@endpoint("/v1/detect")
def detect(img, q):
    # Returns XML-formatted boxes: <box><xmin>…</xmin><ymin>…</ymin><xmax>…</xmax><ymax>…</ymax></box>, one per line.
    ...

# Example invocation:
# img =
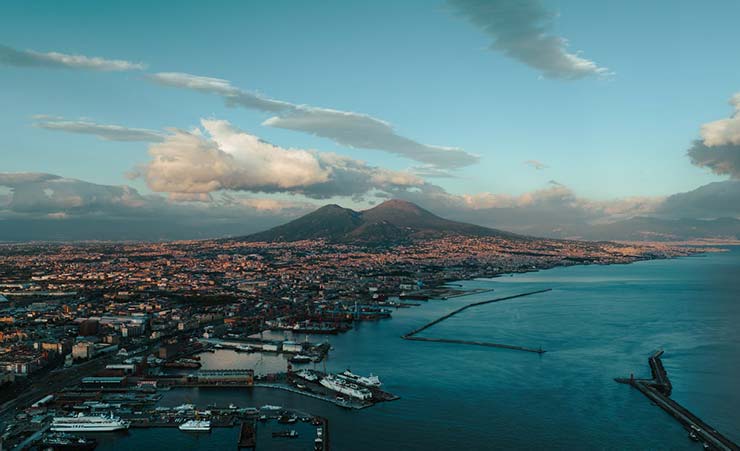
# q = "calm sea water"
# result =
<box><xmin>97</xmin><ymin>247</ymin><xmax>740</xmax><ymax>450</ymax></box>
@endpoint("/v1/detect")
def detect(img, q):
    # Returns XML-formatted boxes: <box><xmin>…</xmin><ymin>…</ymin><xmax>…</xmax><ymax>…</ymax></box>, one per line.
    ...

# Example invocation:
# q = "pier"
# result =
<box><xmin>401</xmin><ymin>289</ymin><xmax>551</xmax><ymax>353</ymax></box>
<box><xmin>616</xmin><ymin>351</ymin><xmax>739</xmax><ymax>451</ymax></box>
<box><xmin>237</xmin><ymin>420</ymin><xmax>256</xmax><ymax>450</ymax></box>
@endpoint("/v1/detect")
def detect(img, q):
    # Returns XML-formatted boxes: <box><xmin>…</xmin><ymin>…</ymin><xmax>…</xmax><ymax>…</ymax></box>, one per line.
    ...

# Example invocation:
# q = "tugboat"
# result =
<box><xmin>272</xmin><ymin>430</ymin><xmax>298</xmax><ymax>438</ymax></box>
<box><xmin>39</xmin><ymin>433</ymin><xmax>97</xmax><ymax>450</ymax></box>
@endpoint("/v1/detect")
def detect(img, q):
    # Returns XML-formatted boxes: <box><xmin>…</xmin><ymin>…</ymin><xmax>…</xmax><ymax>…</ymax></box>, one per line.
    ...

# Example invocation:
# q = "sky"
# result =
<box><xmin>1</xmin><ymin>0</ymin><xmax>739</xmax><ymax>240</ymax></box>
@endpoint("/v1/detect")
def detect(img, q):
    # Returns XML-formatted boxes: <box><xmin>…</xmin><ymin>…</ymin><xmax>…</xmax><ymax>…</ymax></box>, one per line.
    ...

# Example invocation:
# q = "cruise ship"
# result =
<box><xmin>179</xmin><ymin>419</ymin><xmax>211</xmax><ymax>432</ymax></box>
<box><xmin>337</xmin><ymin>369</ymin><xmax>382</xmax><ymax>388</ymax></box>
<box><xmin>51</xmin><ymin>413</ymin><xmax>130</xmax><ymax>432</ymax></box>
<box><xmin>320</xmin><ymin>375</ymin><xmax>372</xmax><ymax>400</ymax></box>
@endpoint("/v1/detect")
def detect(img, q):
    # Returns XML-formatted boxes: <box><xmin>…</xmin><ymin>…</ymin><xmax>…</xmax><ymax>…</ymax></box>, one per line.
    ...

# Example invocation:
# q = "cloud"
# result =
<box><xmin>688</xmin><ymin>93</ymin><xmax>740</xmax><ymax>178</ymax></box>
<box><xmin>138</xmin><ymin>119</ymin><xmax>425</xmax><ymax>199</ymax></box>
<box><xmin>383</xmin><ymin>180</ymin><xmax>664</xmax><ymax>236</ymax></box>
<box><xmin>147</xmin><ymin>72</ymin><xmax>477</xmax><ymax>169</ymax></box>
<box><xmin>0</xmin><ymin>44</ymin><xmax>145</xmax><ymax>71</ymax></box>
<box><xmin>263</xmin><ymin>108</ymin><xmax>478</xmax><ymax>169</ymax></box>
<box><xmin>447</xmin><ymin>0</ymin><xmax>609</xmax><ymax>80</ymax></box>
<box><xmin>147</xmin><ymin>72</ymin><xmax>292</xmax><ymax>112</ymax></box>
<box><xmin>0</xmin><ymin>172</ymin><xmax>317</xmax><ymax>240</ymax></box>
<box><xmin>700</xmin><ymin>93</ymin><xmax>740</xmax><ymax>146</ymax></box>
<box><xmin>524</xmin><ymin>159</ymin><xmax>547</xmax><ymax>170</ymax></box>
<box><xmin>34</xmin><ymin>116</ymin><xmax>165</xmax><ymax>142</ymax></box>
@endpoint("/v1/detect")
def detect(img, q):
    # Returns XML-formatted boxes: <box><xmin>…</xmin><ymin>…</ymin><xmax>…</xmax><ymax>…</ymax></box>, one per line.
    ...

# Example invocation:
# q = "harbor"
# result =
<box><xmin>1</xmin><ymin>251</ymin><xmax>739</xmax><ymax>450</ymax></box>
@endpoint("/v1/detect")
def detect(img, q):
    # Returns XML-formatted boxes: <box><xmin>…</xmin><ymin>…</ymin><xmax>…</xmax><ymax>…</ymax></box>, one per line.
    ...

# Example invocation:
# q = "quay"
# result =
<box><xmin>237</xmin><ymin>420</ymin><xmax>256</xmax><ymax>450</ymax></box>
<box><xmin>254</xmin><ymin>382</ymin><xmax>373</xmax><ymax>410</ymax></box>
<box><xmin>401</xmin><ymin>288</ymin><xmax>551</xmax><ymax>353</ymax></box>
<box><xmin>616</xmin><ymin>351</ymin><xmax>739</xmax><ymax>451</ymax></box>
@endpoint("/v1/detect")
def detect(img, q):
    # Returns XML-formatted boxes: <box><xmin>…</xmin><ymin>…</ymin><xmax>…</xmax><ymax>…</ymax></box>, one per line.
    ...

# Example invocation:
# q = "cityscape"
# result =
<box><xmin>1</xmin><ymin>1</ymin><xmax>739</xmax><ymax>450</ymax></box>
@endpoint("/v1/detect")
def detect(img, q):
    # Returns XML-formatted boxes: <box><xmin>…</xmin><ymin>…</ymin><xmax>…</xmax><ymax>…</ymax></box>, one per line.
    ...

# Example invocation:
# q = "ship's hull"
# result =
<box><xmin>51</xmin><ymin>424</ymin><xmax>128</xmax><ymax>432</ymax></box>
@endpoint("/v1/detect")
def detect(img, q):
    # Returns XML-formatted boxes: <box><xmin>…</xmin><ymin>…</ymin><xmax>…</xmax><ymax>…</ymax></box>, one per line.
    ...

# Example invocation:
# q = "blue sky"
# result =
<box><xmin>1</xmin><ymin>0</ymin><xmax>738</xmax><ymax>219</ymax></box>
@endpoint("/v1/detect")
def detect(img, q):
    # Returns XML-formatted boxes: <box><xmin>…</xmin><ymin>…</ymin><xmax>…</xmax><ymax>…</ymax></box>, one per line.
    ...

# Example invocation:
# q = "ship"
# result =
<box><xmin>289</xmin><ymin>354</ymin><xmax>312</xmax><ymax>363</ymax></box>
<box><xmin>51</xmin><ymin>413</ymin><xmax>130</xmax><ymax>432</ymax></box>
<box><xmin>39</xmin><ymin>433</ymin><xmax>97</xmax><ymax>451</ymax></box>
<box><xmin>319</xmin><ymin>375</ymin><xmax>372</xmax><ymax>400</ymax></box>
<box><xmin>178</xmin><ymin>419</ymin><xmax>211</xmax><ymax>432</ymax></box>
<box><xmin>337</xmin><ymin>369</ymin><xmax>382</xmax><ymax>388</ymax></box>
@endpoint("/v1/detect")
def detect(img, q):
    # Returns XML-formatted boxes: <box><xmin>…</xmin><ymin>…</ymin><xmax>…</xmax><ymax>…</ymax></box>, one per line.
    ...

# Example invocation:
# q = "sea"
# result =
<box><xmin>97</xmin><ymin>246</ymin><xmax>740</xmax><ymax>450</ymax></box>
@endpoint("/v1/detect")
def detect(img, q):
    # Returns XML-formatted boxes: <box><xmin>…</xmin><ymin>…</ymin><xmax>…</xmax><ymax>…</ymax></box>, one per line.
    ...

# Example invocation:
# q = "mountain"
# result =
<box><xmin>570</xmin><ymin>217</ymin><xmax>740</xmax><ymax>242</ymax></box>
<box><xmin>243</xmin><ymin>199</ymin><xmax>519</xmax><ymax>244</ymax></box>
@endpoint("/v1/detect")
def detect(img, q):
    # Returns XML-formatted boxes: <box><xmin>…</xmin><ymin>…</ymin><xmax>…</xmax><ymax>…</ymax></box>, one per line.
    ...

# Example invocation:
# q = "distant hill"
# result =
<box><xmin>242</xmin><ymin>199</ymin><xmax>520</xmax><ymax>244</ymax></box>
<box><xmin>571</xmin><ymin>216</ymin><xmax>740</xmax><ymax>242</ymax></box>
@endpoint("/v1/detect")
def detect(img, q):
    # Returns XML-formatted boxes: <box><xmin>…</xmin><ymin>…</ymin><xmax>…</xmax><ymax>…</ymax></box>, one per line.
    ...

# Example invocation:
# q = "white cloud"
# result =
<box><xmin>688</xmin><ymin>92</ymin><xmax>740</xmax><ymax>179</ymax></box>
<box><xmin>524</xmin><ymin>159</ymin><xmax>548</xmax><ymax>170</ymax></box>
<box><xmin>34</xmin><ymin>117</ymin><xmax>165</xmax><ymax>142</ymax></box>
<box><xmin>447</xmin><ymin>0</ymin><xmax>609</xmax><ymax>80</ymax></box>
<box><xmin>147</xmin><ymin>72</ymin><xmax>478</xmax><ymax>169</ymax></box>
<box><xmin>139</xmin><ymin>119</ymin><xmax>424</xmax><ymax>199</ymax></box>
<box><xmin>0</xmin><ymin>44</ymin><xmax>145</xmax><ymax>71</ymax></box>
<box><xmin>700</xmin><ymin>93</ymin><xmax>740</xmax><ymax>147</ymax></box>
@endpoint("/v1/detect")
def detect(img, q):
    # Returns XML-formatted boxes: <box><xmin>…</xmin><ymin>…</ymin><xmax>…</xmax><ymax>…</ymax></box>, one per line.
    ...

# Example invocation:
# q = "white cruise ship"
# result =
<box><xmin>320</xmin><ymin>375</ymin><xmax>372</xmax><ymax>400</ymax></box>
<box><xmin>338</xmin><ymin>370</ymin><xmax>382</xmax><ymax>388</ymax></box>
<box><xmin>179</xmin><ymin>419</ymin><xmax>211</xmax><ymax>432</ymax></box>
<box><xmin>51</xmin><ymin>413</ymin><xmax>130</xmax><ymax>432</ymax></box>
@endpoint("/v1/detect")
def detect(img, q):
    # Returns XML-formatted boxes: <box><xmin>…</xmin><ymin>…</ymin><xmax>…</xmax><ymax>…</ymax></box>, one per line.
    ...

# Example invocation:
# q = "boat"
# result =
<box><xmin>173</xmin><ymin>403</ymin><xmax>195</xmax><ymax>411</ymax></box>
<box><xmin>689</xmin><ymin>431</ymin><xmax>699</xmax><ymax>441</ymax></box>
<box><xmin>294</xmin><ymin>370</ymin><xmax>318</xmax><ymax>381</ymax></box>
<box><xmin>338</xmin><ymin>369</ymin><xmax>382</xmax><ymax>388</ymax></box>
<box><xmin>260</xmin><ymin>404</ymin><xmax>282</xmax><ymax>410</ymax></box>
<box><xmin>272</xmin><ymin>430</ymin><xmax>298</xmax><ymax>438</ymax></box>
<box><xmin>51</xmin><ymin>413</ymin><xmax>130</xmax><ymax>432</ymax></box>
<box><xmin>320</xmin><ymin>375</ymin><xmax>372</xmax><ymax>400</ymax></box>
<box><xmin>235</xmin><ymin>344</ymin><xmax>254</xmax><ymax>353</ymax></box>
<box><xmin>289</xmin><ymin>354</ymin><xmax>312</xmax><ymax>363</ymax></box>
<box><xmin>178</xmin><ymin>419</ymin><xmax>211</xmax><ymax>432</ymax></box>
<box><xmin>39</xmin><ymin>433</ymin><xmax>97</xmax><ymax>450</ymax></box>
<box><xmin>277</xmin><ymin>414</ymin><xmax>298</xmax><ymax>424</ymax></box>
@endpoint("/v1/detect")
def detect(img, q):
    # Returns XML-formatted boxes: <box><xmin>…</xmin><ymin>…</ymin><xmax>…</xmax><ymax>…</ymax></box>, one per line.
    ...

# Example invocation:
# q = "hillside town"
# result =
<box><xmin>0</xmin><ymin>235</ymin><xmax>695</xmax><ymax>385</ymax></box>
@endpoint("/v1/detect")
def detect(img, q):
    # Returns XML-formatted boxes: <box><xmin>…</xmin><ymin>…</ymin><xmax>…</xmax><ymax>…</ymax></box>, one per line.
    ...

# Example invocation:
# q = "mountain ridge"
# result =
<box><xmin>242</xmin><ymin>199</ymin><xmax>521</xmax><ymax>244</ymax></box>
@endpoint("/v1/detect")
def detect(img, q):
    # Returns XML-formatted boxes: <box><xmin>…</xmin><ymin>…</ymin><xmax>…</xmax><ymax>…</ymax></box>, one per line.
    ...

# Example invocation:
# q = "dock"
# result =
<box><xmin>237</xmin><ymin>420</ymin><xmax>256</xmax><ymax>450</ymax></box>
<box><xmin>616</xmin><ymin>351</ymin><xmax>739</xmax><ymax>451</ymax></box>
<box><xmin>401</xmin><ymin>289</ymin><xmax>551</xmax><ymax>354</ymax></box>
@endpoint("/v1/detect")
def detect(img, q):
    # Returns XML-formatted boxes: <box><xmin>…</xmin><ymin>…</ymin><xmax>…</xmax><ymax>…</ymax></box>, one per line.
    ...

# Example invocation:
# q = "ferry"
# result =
<box><xmin>338</xmin><ymin>369</ymin><xmax>382</xmax><ymax>388</ymax></box>
<box><xmin>178</xmin><ymin>419</ymin><xmax>211</xmax><ymax>432</ymax></box>
<box><xmin>320</xmin><ymin>375</ymin><xmax>372</xmax><ymax>400</ymax></box>
<box><xmin>51</xmin><ymin>413</ymin><xmax>130</xmax><ymax>432</ymax></box>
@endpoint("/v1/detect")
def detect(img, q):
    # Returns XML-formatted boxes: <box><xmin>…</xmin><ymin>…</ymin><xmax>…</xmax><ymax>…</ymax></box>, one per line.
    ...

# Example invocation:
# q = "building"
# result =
<box><xmin>72</xmin><ymin>342</ymin><xmax>93</xmax><ymax>360</ymax></box>
<box><xmin>187</xmin><ymin>369</ymin><xmax>254</xmax><ymax>385</ymax></box>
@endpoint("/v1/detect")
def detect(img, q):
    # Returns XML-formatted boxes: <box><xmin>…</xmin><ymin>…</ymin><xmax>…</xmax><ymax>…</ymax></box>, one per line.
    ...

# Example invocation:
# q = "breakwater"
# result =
<box><xmin>401</xmin><ymin>289</ymin><xmax>552</xmax><ymax>353</ymax></box>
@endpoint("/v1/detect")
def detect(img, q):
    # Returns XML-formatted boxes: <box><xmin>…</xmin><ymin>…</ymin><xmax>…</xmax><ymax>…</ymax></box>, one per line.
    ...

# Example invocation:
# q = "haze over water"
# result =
<box><xmin>97</xmin><ymin>248</ymin><xmax>740</xmax><ymax>450</ymax></box>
